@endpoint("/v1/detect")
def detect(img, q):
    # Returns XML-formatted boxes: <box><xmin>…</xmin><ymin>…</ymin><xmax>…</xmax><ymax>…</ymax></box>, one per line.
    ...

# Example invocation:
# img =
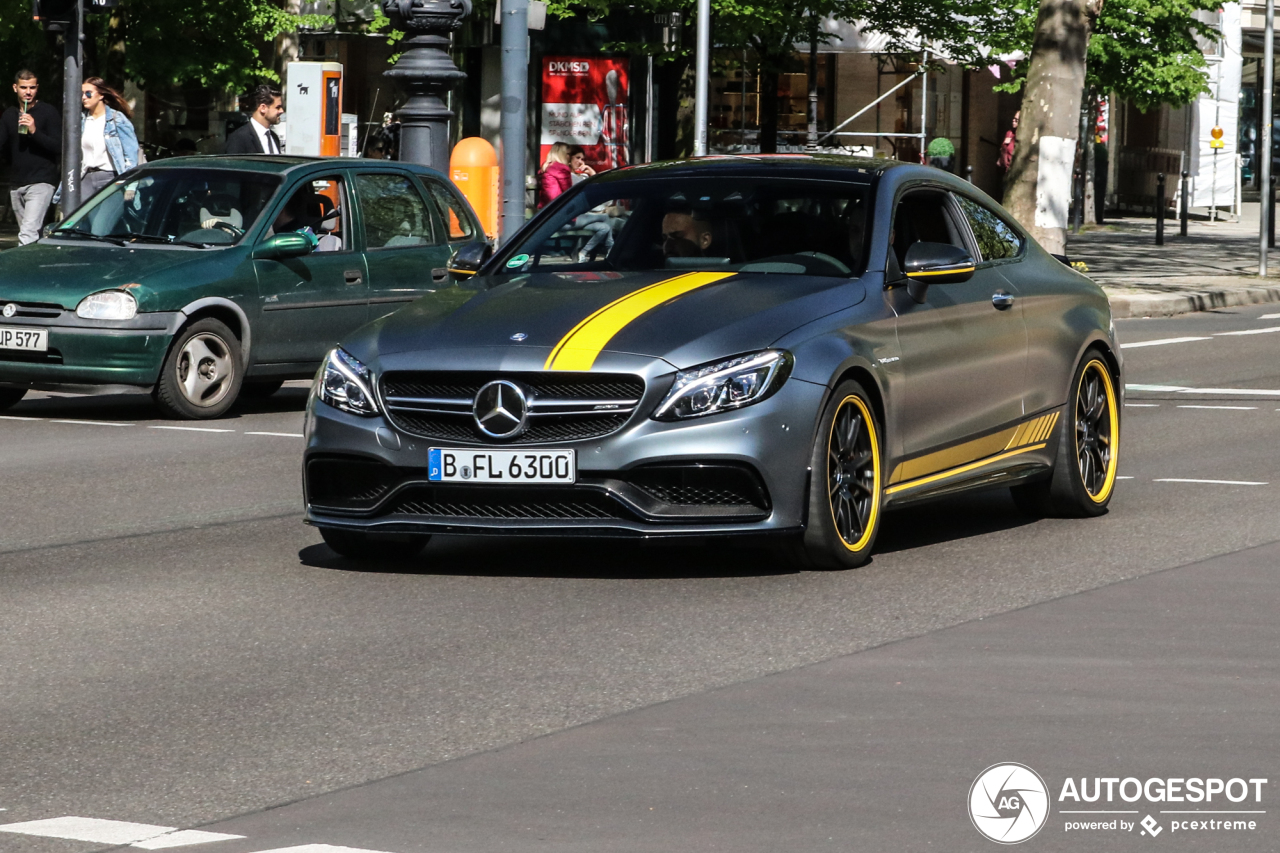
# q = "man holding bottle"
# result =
<box><xmin>1</xmin><ymin>70</ymin><xmax>62</xmax><ymax>246</ymax></box>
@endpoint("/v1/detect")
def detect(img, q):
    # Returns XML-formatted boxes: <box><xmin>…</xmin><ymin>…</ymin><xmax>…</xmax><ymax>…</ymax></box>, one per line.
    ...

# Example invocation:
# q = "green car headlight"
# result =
<box><xmin>318</xmin><ymin>348</ymin><xmax>379</xmax><ymax>416</ymax></box>
<box><xmin>75</xmin><ymin>290</ymin><xmax>137</xmax><ymax>320</ymax></box>
<box><xmin>653</xmin><ymin>350</ymin><xmax>793</xmax><ymax>421</ymax></box>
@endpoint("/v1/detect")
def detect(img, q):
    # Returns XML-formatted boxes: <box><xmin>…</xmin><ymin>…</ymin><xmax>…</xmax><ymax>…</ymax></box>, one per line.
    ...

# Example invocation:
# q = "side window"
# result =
<box><xmin>268</xmin><ymin>175</ymin><xmax>348</xmax><ymax>253</ymax></box>
<box><xmin>890</xmin><ymin>189</ymin><xmax>968</xmax><ymax>270</ymax></box>
<box><xmin>956</xmin><ymin>195</ymin><xmax>1023</xmax><ymax>262</ymax></box>
<box><xmin>354</xmin><ymin>173</ymin><xmax>438</xmax><ymax>250</ymax></box>
<box><xmin>422</xmin><ymin>178</ymin><xmax>476</xmax><ymax>241</ymax></box>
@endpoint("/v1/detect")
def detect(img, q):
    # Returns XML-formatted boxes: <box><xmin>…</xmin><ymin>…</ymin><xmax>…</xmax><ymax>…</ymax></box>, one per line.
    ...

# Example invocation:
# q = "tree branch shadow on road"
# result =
<box><xmin>297</xmin><ymin>490</ymin><xmax>1038</xmax><ymax>577</ymax></box>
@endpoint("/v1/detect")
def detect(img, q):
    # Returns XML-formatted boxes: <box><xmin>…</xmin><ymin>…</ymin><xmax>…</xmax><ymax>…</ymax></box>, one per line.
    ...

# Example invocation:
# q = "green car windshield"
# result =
<box><xmin>54</xmin><ymin>169</ymin><xmax>282</xmax><ymax>248</ymax></box>
<box><xmin>495</xmin><ymin>176</ymin><xmax>872</xmax><ymax>278</ymax></box>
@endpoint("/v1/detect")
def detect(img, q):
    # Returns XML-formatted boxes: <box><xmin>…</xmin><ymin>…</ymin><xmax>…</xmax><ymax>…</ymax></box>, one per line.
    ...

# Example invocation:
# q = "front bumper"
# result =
<box><xmin>0</xmin><ymin>312</ymin><xmax>179</xmax><ymax>387</ymax></box>
<box><xmin>304</xmin><ymin>373</ymin><xmax>827</xmax><ymax>538</ymax></box>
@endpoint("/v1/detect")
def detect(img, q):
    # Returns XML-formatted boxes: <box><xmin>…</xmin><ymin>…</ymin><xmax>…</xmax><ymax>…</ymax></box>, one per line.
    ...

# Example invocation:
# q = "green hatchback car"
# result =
<box><xmin>0</xmin><ymin>155</ymin><xmax>485</xmax><ymax>418</ymax></box>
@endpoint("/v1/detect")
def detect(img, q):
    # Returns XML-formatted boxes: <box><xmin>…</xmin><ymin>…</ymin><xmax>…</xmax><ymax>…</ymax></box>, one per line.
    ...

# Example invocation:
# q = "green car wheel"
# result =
<box><xmin>154</xmin><ymin>318</ymin><xmax>244</xmax><ymax>420</ymax></box>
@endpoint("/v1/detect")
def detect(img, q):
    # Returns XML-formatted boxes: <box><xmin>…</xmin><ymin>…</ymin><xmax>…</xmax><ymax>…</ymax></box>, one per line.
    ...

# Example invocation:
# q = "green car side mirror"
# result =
<box><xmin>903</xmin><ymin>241</ymin><xmax>976</xmax><ymax>303</ymax></box>
<box><xmin>253</xmin><ymin>232</ymin><xmax>314</xmax><ymax>261</ymax></box>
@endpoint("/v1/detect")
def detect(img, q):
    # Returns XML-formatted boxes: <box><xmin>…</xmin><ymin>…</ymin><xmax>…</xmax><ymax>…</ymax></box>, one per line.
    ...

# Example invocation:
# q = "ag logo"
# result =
<box><xmin>969</xmin><ymin>763</ymin><xmax>1050</xmax><ymax>844</ymax></box>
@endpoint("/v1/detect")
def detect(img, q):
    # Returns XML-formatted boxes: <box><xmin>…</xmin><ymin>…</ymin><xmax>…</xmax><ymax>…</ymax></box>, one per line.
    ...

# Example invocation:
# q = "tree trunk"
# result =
<box><xmin>275</xmin><ymin>0</ymin><xmax>302</xmax><ymax>82</ymax></box>
<box><xmin>759</xmin><ymin>65</ymin><xmax>779</xmax><ymax>153</ymax></box>
<box><xmin>1003</xmin><ymin>0</ymin><xmax>1103</xmax><ymax>254</ymax></box>
<box><xmin>1083</xmin><ymin>93</ymin><xmax>1098</xmax><ymax>225</ymax></box>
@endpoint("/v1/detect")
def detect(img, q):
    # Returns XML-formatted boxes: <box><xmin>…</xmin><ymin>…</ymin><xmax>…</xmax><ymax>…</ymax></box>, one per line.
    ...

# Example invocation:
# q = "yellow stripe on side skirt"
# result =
<box><xmin>544</xmin><ymin>271</ymin><xmax>736</xmax><ymax>371</ymax></box>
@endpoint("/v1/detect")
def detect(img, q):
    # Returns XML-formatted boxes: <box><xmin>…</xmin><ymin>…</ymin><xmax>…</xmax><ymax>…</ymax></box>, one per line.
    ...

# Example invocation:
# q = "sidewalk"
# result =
<box><xmin>1067</xmin><ymin>215</ymin><xmax>1280</xmax><ymax>318</ymax></box>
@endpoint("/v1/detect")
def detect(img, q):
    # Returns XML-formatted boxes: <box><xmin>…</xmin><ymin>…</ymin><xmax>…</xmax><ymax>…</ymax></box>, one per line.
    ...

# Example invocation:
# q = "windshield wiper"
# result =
<box><xmin>110</xmin><ymin>233</ymin><xmax>219</xmax><ymax>249</ymax></box>
<box><xmin>53</xmin><ymin>230</ymin><xmax>127</xmax><ymax>246</ymax></box>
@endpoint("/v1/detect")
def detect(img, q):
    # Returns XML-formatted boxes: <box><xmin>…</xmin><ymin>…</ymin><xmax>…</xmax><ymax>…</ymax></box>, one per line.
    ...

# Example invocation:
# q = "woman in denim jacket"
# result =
<box><xmin>79</xmin><ymin>77</ymin><xmax>139</xmax><ymax>198</ymax></box>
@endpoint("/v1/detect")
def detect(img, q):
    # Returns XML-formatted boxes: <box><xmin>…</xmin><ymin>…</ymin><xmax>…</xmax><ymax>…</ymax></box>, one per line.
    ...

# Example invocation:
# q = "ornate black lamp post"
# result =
<box><xmin>382</xmin><ymin>0</ymin><xmax>472</xmax><ymax>171</ymax></box>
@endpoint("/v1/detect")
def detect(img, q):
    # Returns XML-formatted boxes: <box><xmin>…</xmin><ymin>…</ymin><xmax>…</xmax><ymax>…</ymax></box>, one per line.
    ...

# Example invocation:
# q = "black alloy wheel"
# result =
<box><xmin>1075</xmin><ymin>359</ymin><xmax>1116</xmax><ymax>499</ymax></box>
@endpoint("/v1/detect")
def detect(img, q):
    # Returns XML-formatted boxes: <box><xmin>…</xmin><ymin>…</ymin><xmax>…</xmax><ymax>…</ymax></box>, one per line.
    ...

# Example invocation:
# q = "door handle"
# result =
<box><xmin>432</xmin><ymin>267</ymin><xmax>448</xmax><ymax>283</ymax></box>
<box><xmin>992</xmin><ymin>291</ymin><xmax>1015</xmax><ymax>310</ymax></box>
<box><xmin>344</xmin><ymin>270</ymin><xmax>363</xmax><ymax>285</ymax></box>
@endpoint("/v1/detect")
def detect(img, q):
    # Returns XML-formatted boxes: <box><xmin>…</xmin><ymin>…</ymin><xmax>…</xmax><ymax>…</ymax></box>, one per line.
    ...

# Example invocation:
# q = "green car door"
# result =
<box><xmin>354</xmin><ymin>171</ymin><xmax>456</xmax><ymax>321</ymax></box>
<box><xmin>253</xmin><ymin>173</ymin><xmax>369</xmax><ymax>366</ymax></box>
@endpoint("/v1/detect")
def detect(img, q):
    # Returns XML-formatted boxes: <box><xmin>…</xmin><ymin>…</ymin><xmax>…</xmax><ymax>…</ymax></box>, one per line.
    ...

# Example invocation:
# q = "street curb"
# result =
<box><xmin>1105</xmin><ymin>284</ymin><xmax>1280</xmax><ymax>318</ymax></box>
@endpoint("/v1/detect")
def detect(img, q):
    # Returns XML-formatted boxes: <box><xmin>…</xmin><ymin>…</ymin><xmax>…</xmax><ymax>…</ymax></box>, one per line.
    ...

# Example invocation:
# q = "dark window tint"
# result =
<box><xmin>956</xmin><ymin>195</ymin><xmax>1023</xmax><ymax>261</ymax></box>
<box><xmin>355</xmin><ymin>173</ymin><xmax>438</xmax><ymax>249</ymax></box>
<box><xmin>423</xmin><ymin>179</ymin><xmax>476</xmax><ymax>241</ymax></box>
<box><xmin>890</xmin><ymin>190</ymin><xmax>968</xmax><ymax>269</ymax></box>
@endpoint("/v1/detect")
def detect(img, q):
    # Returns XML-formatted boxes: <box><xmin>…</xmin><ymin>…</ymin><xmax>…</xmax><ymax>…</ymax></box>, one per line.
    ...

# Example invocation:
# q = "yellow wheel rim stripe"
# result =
<box><xmin>831</xmin><ymin>395</ymin><xmax>881</xmax><ymax>552</ymax></box>
<box><xmin>1081</xmin><ymin>359</ymin><xmax>1120</xmax><ymax>503</ymax></box>
<box><xmin>544</xmin><ymin>271</ymin><xmax>735</xmax><ymax>371</ymax></box>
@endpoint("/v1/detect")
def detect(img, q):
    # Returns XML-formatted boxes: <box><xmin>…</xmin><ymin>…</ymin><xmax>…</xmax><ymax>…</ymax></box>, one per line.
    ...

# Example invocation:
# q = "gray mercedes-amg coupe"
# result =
<box><xmin>303</xmin><ymin>155</ymin><xmax>1121</xmax><ymax>569</ymax></box>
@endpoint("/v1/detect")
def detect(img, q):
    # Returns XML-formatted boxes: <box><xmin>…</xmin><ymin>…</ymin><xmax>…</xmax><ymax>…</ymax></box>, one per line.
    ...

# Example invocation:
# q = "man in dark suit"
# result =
<box><xmin>224</xmin><ymin>84</ymin><xmax>285</xmax><ymax>155</ymax></box>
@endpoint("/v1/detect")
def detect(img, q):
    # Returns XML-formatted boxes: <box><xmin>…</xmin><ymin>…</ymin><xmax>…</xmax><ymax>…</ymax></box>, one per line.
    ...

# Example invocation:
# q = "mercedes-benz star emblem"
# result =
<box><xmin>509</xmin><ymin>332</ymin><xmax>527</xmax><ymax>341</ymax></box>
<box><xmin>473</xmin><ymin>380</ymin><xmax>529</xmax><ymax>439</ymax></box>
<box><xmin>2</xmin><ymin>303</ymin><xmax>16</xmax><ymax>318</ymax></box>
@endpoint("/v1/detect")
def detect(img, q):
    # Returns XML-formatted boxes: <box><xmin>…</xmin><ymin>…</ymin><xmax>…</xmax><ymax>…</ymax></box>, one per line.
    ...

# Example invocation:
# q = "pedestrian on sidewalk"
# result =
<box><xmin>224</xmin><ymin>85</ymin><xmax>285</xmax><ymax>155</ymax></box>
<box><xmin>78</xmin><ymin>77</ymin><xmax>140</xmax><ymax>199</ymax></box>
<box><xmin>567</xmin><ymin>144</ymin><xmax>620</xmax><ymax>262</ymax></box>
<box><xmin>0</xmin><ymin>70</ymin><xmax>61</xmax><ymax>245</ymax></box>
<box><xmin>538</xmin><ymin>142</ymin><xmax>573</xmax><ymax>208</ymax></box>
<box><xmin>997</xmin><ymin>111</ymin><xmax>1019</xmax><ymax>172</ymax></box>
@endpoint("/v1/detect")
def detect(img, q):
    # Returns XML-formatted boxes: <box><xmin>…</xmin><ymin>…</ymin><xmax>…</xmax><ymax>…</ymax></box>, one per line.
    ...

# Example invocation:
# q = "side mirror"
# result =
<box><xmin>448</xmin><ymin>241</ymin><xmax>492</xmax><ymax>278</ymax></box>
<box><xmin>903</xmin><ymin>241</ymin><xmax>976</xmax><ymax>303</ymax></box>
<box><xmin>252</xmin><ymin>232</ymin><xmax>314</xmax><ymax>261</ymax></box>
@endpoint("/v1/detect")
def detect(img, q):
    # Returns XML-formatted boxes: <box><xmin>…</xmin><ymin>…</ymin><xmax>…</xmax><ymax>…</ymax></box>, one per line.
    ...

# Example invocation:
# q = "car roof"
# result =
<box><xmin>139</xmin><ymin>155</ymin><xmax>444</xmax><ymax>179</ymax></box>
<box><xmin>596</xmin><ymin>153</ymin><xmax>907</xmax><ymax>183</ymax></box>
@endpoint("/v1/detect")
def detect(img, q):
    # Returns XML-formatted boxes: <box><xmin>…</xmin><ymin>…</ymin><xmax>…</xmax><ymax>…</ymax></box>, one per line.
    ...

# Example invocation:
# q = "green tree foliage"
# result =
<box><xmin>981</xmin><ymin>0</ymin><xmax>1217</xmax><ymax>109</ymax></box>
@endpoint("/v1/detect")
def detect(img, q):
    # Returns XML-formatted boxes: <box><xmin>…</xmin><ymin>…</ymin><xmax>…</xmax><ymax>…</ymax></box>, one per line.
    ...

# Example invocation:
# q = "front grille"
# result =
<box><xmin>389</xmin><ymin>485</ymin><xmax>624</xmax><ymax>521</ymax></box>
<box><xmin>0</xmin><ymin>347</ymin><xmax>63</xmax><ymax>364</ymax></box>
<box><xmin>626</xmin><ymin>464</ymin><xmax>770</xmax><ymax>510</ymax></box>
<box><xmin>0</xmin><ymin>301</ymin><xmax>64</xmax><ymax>319</ymax></box>
<box><xmin>380</xmin><ymin>371</ymin><xmax>645</xmax><ymax>445</ymax></box>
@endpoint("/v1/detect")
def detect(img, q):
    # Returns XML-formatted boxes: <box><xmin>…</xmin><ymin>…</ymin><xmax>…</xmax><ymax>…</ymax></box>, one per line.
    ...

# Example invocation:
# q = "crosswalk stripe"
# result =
<box><xmin>247</xmin><ymin>846</ymin><xmax>399</xmax><ymax>853</ymax></box>
<box><xmin>0</xmin><ymin>817</ymin><xmax>243</xmax><ymax>847</ymax></box>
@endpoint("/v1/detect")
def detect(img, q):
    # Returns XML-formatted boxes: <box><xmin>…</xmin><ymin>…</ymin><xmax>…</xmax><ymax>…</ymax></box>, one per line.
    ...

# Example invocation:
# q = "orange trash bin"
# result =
<box><xmin>450</xmin><ymin>137</ymin><xmax>500</xmax><ymax>240</ymax></box>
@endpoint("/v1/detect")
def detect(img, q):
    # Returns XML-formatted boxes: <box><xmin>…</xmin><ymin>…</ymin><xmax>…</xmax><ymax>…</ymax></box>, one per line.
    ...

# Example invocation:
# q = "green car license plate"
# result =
<box><xmin>0</xmin><ymin>326</ymin><xmax>48</xmax><ymax>352</ymax></box>
<box><xmin>428</xmin><ymin>448</ymin><xmax>576</xmax><ymax>483</ymax></box>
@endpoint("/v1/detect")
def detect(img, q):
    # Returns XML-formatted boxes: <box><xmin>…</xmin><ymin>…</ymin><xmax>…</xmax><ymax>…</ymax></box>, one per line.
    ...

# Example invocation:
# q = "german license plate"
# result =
<box><xmin>428</xmin><ymin>448</ymin><xmax>576</xmax><ymax>483</ymax></box>
<box><xmin>0</xmin><ymin>326</ymin><xmax>47</xmax><ymax>352</ymax></box>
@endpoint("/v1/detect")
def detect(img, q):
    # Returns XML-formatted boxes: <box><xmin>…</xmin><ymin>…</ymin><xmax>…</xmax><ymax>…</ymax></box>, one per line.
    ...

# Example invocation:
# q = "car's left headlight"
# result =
<box><xmin>653</xmin><ymin>350</ymin><xmax>793</xmax><ymax>421</ymax></box>
<box><xmin>76</xmin><ymin>290</ymin><xmax>137</xmax><ymax>320</ymax></box>
<box><xmin>318</xmin><ymin>348</ymin><xmax>380</xmax><ymax>416</ymax></box>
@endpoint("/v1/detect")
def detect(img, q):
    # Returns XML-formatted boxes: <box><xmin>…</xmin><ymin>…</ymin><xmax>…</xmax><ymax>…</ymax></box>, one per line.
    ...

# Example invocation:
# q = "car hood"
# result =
<box><xmin>0</xmin><ymin>241</ymin><xmax>214</xmax><ymax>309</ymax></box>
<box><xmin>367</xmin><ymin>269</ymin><xmax>865</xmax><ymax>370</ymax></box>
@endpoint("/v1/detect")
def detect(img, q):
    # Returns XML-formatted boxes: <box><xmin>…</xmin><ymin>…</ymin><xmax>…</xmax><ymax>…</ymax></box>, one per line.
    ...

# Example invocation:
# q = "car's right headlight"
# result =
<box><xmin>76</xmin><ymin>289</ymin><xmax>137</xmax><ymax>320</ymax></box>
<box><xmin>318</xmin><ymin>348</ymin><xmax>379</xmax><ymax>416</ymax></box>
<box><xmin>653</xmin><ymin>350</ymin><xmax>793</xmax><ymax>420</ymax></box>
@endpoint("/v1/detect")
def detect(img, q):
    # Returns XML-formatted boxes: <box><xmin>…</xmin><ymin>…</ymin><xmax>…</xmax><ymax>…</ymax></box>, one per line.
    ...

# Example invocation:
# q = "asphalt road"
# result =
<box><xmin>1</xmin><ymin>304</ymin><xmax>1278</xmax><ymax>852</ymax></box>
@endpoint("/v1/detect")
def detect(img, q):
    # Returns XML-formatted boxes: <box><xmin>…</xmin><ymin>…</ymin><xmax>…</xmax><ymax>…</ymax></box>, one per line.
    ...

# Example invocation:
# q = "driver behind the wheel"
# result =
<box><xmin>661</xmin><ymin>210</ymin><xmax>714</xmax><ymax>258</ymax></box>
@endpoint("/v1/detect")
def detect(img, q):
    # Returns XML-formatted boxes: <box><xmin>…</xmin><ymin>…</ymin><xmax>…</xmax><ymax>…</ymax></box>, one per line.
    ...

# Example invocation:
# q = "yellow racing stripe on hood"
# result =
<box><xmin>544</xmin><ymin>271</ymin><xmax>736</xmax><ymax>371</ymax></box>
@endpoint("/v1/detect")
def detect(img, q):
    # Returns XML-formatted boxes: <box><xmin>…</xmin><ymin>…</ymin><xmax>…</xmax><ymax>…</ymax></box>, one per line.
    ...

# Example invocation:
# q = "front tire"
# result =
<box><xmin>1012</xmin><ymin>350</ymin><xmax>1119</xmax><ymax>517</ymax></box>
<box><xmin>0</xmin><ymin>387</ymin><xmax>27</xmax><ymax>410</ymax></box>
<box><xmin>320</xmin><ymin>527</ymin><xmax>431</xmax><ymax>561</ymax></box>
<box><xmin>786</xmin><ymin>380</ymin><xmax>883</xmax><ymax>570</ymax></box>
<box><xmin>154</xmin><ymin>318</ymin><xmax>243</xmax><ymax>420</ymax></box>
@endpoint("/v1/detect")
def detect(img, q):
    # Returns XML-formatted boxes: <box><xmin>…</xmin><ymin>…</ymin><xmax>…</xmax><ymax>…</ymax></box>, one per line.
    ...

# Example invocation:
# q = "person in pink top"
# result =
<box><xmin>538</xmin><ymin>142</ymin><xmax>573</xmax><ymax>208</ymax></box>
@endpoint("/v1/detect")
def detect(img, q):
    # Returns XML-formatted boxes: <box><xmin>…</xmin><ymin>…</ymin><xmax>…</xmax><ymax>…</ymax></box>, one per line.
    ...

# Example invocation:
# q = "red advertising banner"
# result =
<box><xmin>540</xmin><ymin>56</ymin><xmax>629</xmax><ymax>173</ymax></box>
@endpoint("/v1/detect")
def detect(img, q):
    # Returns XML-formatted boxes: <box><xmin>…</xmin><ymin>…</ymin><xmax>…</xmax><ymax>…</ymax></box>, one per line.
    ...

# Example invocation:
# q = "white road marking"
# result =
<box><xmin>1126</xmin><ymin>384</ymin><xmax>1280</xmax><ymax>397</ymax></box>
<box><xmin>1177</xmin><ymin>405</ymin><xmax>1258</xmax><ymax>410</ymax></box>
<box><xmin>50</xmin><ymin>419</ymin><xmax>132</xmax><ymax>427</ymax></box>
<box><xmin>1154</xmin><ymin>478</ymin><xmax>1268</xmax><ymax>486</ymax></box>
<box><xmin>0</xmin><ymin>817</ymin><xmax>241</xmax><ymax>847</ymax></box>
<box><xmin>0</xmin><ymin>414</ymin><xmax>43</xmax><ymax>420</ymax></box>
<box><xmin>244</xmin><ymin>431</ymin><xmax>304</xmax><ymax>438</ymax></box>
<box><xmin>1215</xmin><ymin>326</ymin><xmax>1280</xmax><ymax>336</ymax></box>
<box><xmin>133</xmin><ymin>829</ymin><xmax>247</xmax><ymax>849</ymax></box>
<box><xmin>248</xmin><ymin>846</ymin><xmax>398</xmax><ymax>853</ymax></box>
<box><xmin>1117</xmin><ymin>476</ymin><xmax>1135</xmax><ymax>479</ymax></box>
<box><xmin>149</xmin><ymin>425</ymin><xmax>236</xmax><ymax>433</ymax></box>
<box><xmin>1124</xmin><ymin>403</ymin><xmax>1159</xmax><ymax>407</ymax></box>
<box><xmin>1120</xmin><ymin>336</ymin><xmax>1211</xmax><ymax>349</ymax></box>
<box><xmin>1260</xmin><ymin>313</ymin><xmax>1280</xmax><ymax>319</ymax></box>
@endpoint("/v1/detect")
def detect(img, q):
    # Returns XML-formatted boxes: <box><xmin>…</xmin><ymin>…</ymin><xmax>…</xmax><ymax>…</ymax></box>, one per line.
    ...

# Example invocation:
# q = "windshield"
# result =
<box><xmin>54</xmin><ymin>168</ymin><xmax>282</xmax><ymax>247</ymax></box>
<box><xmin>496</xmin><ymin>176</ymin><xmax>872</xmax><ymax>278</ymax></box>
